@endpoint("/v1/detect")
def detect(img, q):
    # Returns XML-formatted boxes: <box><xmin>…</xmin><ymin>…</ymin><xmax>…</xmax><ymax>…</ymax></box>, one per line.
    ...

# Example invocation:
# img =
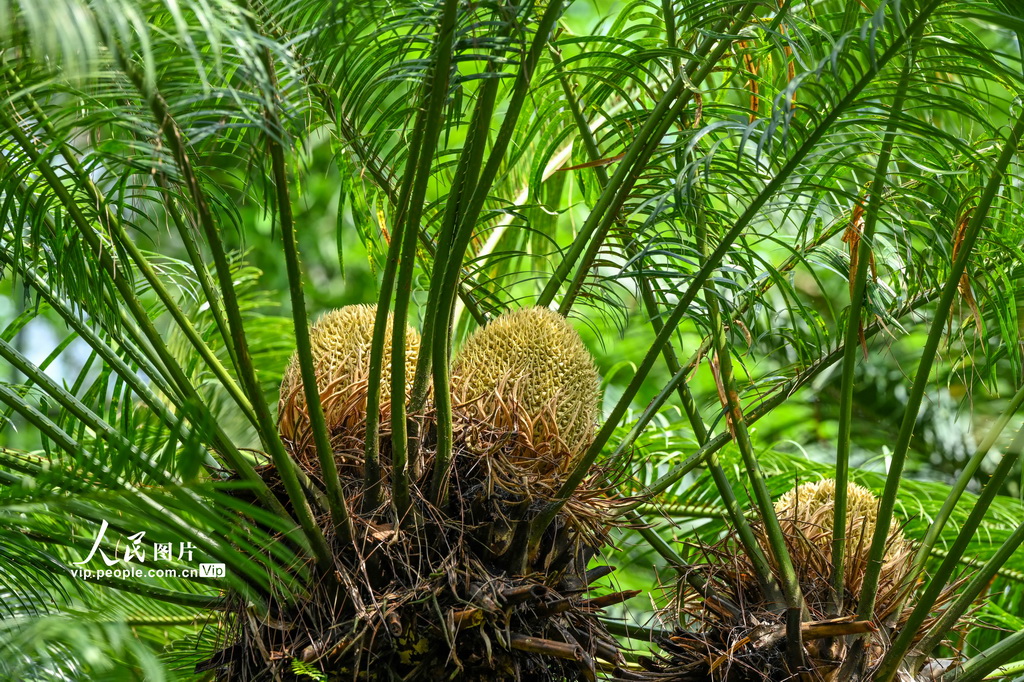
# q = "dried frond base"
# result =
<box><xmin>212</xmin><ymin>421</ymin><xmax>635</xmax><ymax>681</ymax></box>
<box><xmin>626</xmin><ymin>517</ymin><xmax>965</xmax><ymax>682</ymax></box>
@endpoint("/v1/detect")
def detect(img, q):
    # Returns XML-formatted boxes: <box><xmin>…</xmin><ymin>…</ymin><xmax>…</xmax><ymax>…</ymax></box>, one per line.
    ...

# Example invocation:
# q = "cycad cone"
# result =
<box><xmin>775</xmin><ymin>479</ymin><xmax>880</xmax><ymax>545</ymax></box>
<box><xmin>451</xmin><ymin>307</ymin><xmax>600</xmax><ymax>471</ymax></box>
<box><xmin>278</xmin><ymin>304</ymin><xmax>419</xmax><ymax>457</ymax></box>
<box><xmin>773</xmin><ymin>479</ymin><xmax>909</xmax><ymax>600</ymax></box>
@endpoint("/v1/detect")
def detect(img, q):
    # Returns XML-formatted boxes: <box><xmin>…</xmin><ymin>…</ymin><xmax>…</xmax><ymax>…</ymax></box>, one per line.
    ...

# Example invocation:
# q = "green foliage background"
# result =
<box><xmin>2</xmin><ymin>0</ymin><xmax>1024</xmax><ymax>679</ymax></box>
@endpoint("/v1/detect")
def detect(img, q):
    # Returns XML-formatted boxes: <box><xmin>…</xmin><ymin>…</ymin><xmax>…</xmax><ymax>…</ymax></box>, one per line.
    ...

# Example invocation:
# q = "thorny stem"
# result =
<box><xmin>121</xmin><ymin>59</ymin><xmax>337</xmax><ymax>574</ymax></box>
<box><xmin>914</xmin><ymin>432</ymin><xmax>1024</xmax><ymax>664</ymax></box>
<box><xmin>389</xmin><ymin>0</ymin><xmax>461</xmax><ymax>520</ymax></box>
<box><xmin>699</xmin><ymin>215</ymin><xmax>802</xmax><ymax>659</ymax></box>
<box><xmin>874</xmin><ymin>449</ymin><xmax>1019</xmax><ymax>682</ymax></box>
<box><xmin>430</xmin><ymin>0</ymin><xmax>565</xmax><ymax>504</ymax></box>
<box><xmin>258</xmin><ymin>42</ymin><xmax>355</xmax><ymax>545</ymax></box>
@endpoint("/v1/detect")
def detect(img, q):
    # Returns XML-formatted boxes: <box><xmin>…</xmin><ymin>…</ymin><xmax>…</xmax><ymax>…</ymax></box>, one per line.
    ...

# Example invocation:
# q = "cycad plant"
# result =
<box><xmin>2</xmin><ymin>0</ymin><xmax>1024</xmax><ymax>680</ymax></box>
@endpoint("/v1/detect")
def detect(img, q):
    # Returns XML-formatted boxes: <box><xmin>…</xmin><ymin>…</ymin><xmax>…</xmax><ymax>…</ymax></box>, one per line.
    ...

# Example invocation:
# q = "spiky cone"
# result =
<box><xmin>451</xmin><ymin>307</ymin><xmax>601</xmax><ymax>474</ymax></box>
<box><xmin>629</xmin><ymin>480</ymin><xmax>965</xmax><ymax>682</ymax></box>
<box><xmin>276</xmin><ymin>304</ymin><xmax>419</xmax><ymax>478</ymax></box>
<box><xmin>202</xmin><ymin>307</ymin><xmax>637</xmax><ymax>681</ymax></box>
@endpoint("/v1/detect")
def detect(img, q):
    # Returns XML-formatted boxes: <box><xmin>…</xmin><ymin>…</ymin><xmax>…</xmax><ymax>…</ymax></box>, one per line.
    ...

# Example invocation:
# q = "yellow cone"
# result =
<box><xmin>278</xmin><ymin>304</ymin><xmax>419</xmax><ymax>454</ymax></box>
<box><xmin>452</xmin><ymin>307</ymin><xmax>600</xmax><ymax>469</ymax></box>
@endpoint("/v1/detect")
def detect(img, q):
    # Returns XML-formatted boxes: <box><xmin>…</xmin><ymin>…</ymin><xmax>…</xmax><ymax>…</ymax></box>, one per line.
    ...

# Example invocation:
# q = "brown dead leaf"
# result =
<box><xmin>841</xmin><ymin>196</ymin><xmax>875</xmax><ymax>358</ymax></box>
<box><xmin>952</xmin><ymin>207</ymin><xmax>982</xmax><ymax>333</ymax></box>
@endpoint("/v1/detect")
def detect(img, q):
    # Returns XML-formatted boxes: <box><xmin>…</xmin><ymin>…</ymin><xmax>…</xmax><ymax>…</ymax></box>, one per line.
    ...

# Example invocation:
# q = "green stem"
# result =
<box><xmin>600</xmin><ymin>618</ymin><xmax>674</xmax><ymax>641</ymax></box>
<box><xmin>915</xmin><ymin>433</ymin><xmax>1024</xmax><ymax>663</ymax></box>
<box><xmin>424</xmin><ymin>95</ymin><xmax>497</xmax><ymax>502</ymax></box>
<box><xmin>671</xmin><ymin>178</ymin><xmax>921</xmax><ymax>391</ymax></box>
<box><xmin>13</xmin><ymin>266</ymin><xmax>217</xmax><ymax>469</ymax></box>
<box><xmin>410</xmin><ymin>48</ymin><xmax>503</xmax><ymax>425</ymax></box>
<box><xmin>121</xmin><ymin>615</ymin><xmax>218</xmax><ymax>627</ymax></box>
<box><xmin>245</xmin><ymin>0</ymin><xmax>488</xmax><ymax>326</ymax></box>
<box><xmin>943</xmin><ymin>629</ymin><xmax>1024</xmax><ymax>682</ymax></box>
<box><xmin>984</xmin><ymin>661</ymin><xmax>1024</xmax><ymax>680</ymax></box>
<box><xmin>661</xmin><ymin>0</ymin><xmax>680</xmax><ymax>76</ymax></box>
<box><xmin>628</xmin><ymin>512</ymin><xmax>688</xmax><ymax>569</ymax></box>
<box><xmin>0</xmin><ymin>387</ymin><xmax>83</xmax><ymax>460</ymax></box>
<box><xmin>362</xmin><ymin>137</ymin><xmax>424</xmax><ymax>513</ymax></box>
<box><xmin>87</xmin><ymin>577</ymin><xmax>223</xmax><ymax>611</ymax></box>
<box><xmin>365</xmin><ymin>0</ymin><xmax>460</xmax><ymax>513</ymax></box>
<box><xmin>855</xmin><ymin>110</ymin><xmax>1024</xmax><ymax>626</ymax></box>
<box><xmin>122</xmin><ymin>59</ymin><xmax>335</xmax><ymax>573</ymax></box>
<box><xmin>259</xmin><ymin>44</ymin><xmax>354</xmax><ymax>545</ymax></box>
<box><xmin>623</xmin><ymin>509</ymin><xmax>740</xmax><ymax>618</ymax></box>
<box><xmin>1</xmin><ymin>231</ymin><xmax>247</xmax><ymax>477</ymax></box>
<box><xmin>160</xmin><ymin>188</ymin><xmax>240</xmax><ymax>377</ymax></box>
<box><xmin>388</xmin><ymin>0</ymin><xmax>461</xmax><ymax>519</ymax></box>
<box><xmin>874</xmin><ymin>449</ymin><xmax>1020</xmax><ymax>682</ymax></box>
<box><xmin>113</xmin><ymin>217</ymin><xmax>257</xmax><ymax>428</ymax></box>
<box><xmin>429</xmin><ymin>0</ymin><xmax>565</xmax><ymax>504</ymax></box>
<box><xmin>701</xmin><ymin>226</ymin><xmax>799</xmax><ymax>635</ymax></box>
<box><xmin>0</xmin><ymin>384</ymin><xmax>276</xmax><ymax>598</ymax></box>
<box><xmin>0</xmin><ymin>342</ymin><xmax>304</xmax><ymax>594</ymax></box>
<box><xmin>0</xmin><ymin>338</ymin><xmax>170</xmax><ymax>483</ymax></box>
<box><xmin>832</xmin><ymin>48</ymin><xmax>915</xmax><ymax>614</ymax></box>
<box><xmin>630</xmin><ymin>286</ymin><xmax>938</xmax><ymax>509</ymax></box>
<box><xmin>677</xmin><ymin>196</ymin><xmax>784</xmax><ymax>605</ymax></box>
<box><xmin>628</xmin><ymin>494</ymin><xmax>1024</xmax><ymax>588</ymax></box>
